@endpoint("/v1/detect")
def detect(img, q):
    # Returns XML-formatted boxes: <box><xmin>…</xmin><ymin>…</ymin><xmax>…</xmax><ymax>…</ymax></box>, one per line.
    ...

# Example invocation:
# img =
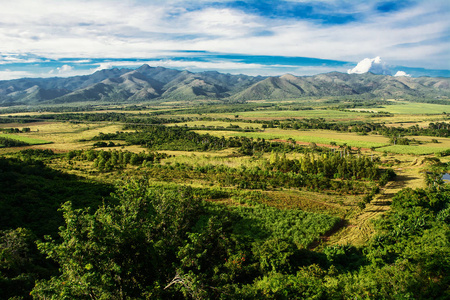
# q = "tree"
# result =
<box><xmin>32</xmin><ymin>181</ymin><xmax>207</xmax><ymax>299</ymax></box>
<box><xmin>0</xmin><ymin>228</ymin><xmax>51</xmax><ymax>299</ymax></box>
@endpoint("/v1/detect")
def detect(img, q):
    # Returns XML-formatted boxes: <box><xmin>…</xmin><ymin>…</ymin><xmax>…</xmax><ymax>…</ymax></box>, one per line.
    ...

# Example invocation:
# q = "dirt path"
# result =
<box><xmin>326</xmin><ymin>161</ymin><xmax>426</xmax><ymax>246</ymax></box>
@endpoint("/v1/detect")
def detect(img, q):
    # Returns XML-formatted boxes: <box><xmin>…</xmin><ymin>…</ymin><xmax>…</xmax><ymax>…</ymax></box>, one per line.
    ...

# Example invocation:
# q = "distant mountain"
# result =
<box><xmin>230</xmin><ymin>72</ymin><xmax>450</xmax><ymax>100</ymax></box>
<box><xmin>0</xmin><ymin>65</ymin><xmax>449</xmax><ymax>106</ymax></box>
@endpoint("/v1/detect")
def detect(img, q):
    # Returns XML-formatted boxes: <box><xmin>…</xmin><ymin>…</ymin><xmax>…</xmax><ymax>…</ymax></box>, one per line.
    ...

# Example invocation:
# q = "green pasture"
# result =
<box><xmin>235</xmin><ymin>109</ymin><xmax>366</xmax><ymax>120</ymax></box>
<box><xmin>379</xmin><ymin>135</ymin><xmax>450</xmax><ymax>154</ymax></box>
<box><xmin>378</xmin><ymin>143</ymin><xmax>450</xmax><ymax>155</ymax></box>
<box><xmin>174</xmin><ymin>109</ymin><xmax>366</xmax><ymax>121</ymax></box>
<box><xmin>374</xmin><ymin>102</ymin><xmax>450</xmax><ymax>115</ymax></box>
<box><xmin>0</xmin><ymin>133</ymin><xmax>51</xmax><ymax>145</ymax></box>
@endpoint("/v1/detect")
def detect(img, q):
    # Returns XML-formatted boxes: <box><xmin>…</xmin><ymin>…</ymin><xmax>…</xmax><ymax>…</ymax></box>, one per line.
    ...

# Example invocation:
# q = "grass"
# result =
<box><xmin>0</xmin><ymin>122</ymin><xmax>125</xmax><ymax>153</ymax></box>
<box><xmin>261</xmin><ymin>190</ymin><xmax>353</xmax><ymax>218</ymax></box>
<box><xmin>161</xmin><ymin>150</ymin><xmax>266</xmax><ymax>169</ymax></box>
<box><xmin>374</xmin><ymin>102</ymin><xmax>450</xmax><ymax>115</ymax></box>
<box><xmin>167</xmin><ymin>120</ymin><xmax>264</xmax><ymax>129</ymax></box>
<box><xmin>0</xmin><ymin>133</ymin><xmax>51</xmax><ymax>145</ymax></box>
<box><xmin>196</xmin><ymin>129</ymin><xmax>390</xmax><ymax>149</ymax></box>
<box><xmin>172</xmin><ymin>109</ymin><xmax>367</xmax><ymax>121</ymax></box>
<box><xmin>377</xmin><ymin>136</ymin><xmax>450</xmax><ymax>155</ymax></box>
<box><xmin>238</xmin><ymin>109</ymin><xmax>366</xmax><ymax>120</ymax></box>
<box><xmin>378</xmin><ymin>145</ymin><xmax>448</xmax><ymax>155</ymax></box>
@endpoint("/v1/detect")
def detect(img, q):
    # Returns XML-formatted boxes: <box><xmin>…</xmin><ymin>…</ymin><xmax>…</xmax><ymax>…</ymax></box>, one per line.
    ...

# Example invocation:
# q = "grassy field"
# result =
<box><xmin>0</xmin><ymin>122</ymin><xmax>126</xmax><ymax>154</ymax></box>
<box><xmin>373</xmin><ymin>102</ymin><xmax>450</xmax><ymax>114</ymax></box>
<box><xmin>376</xmin><ymin>135</ymin><xmax>450</xmax><ymax>154</ymax></box>
<box><xmin>237</xmin><ymin>109</ymin><xmax>367</xmax><ymax>120</ymax></box>
<box><xmin>378</xmin><ymin>145</ymin><xmax>449</xmax><ymax>155</ymax></box>
<box><xmin>170</xmin><ymin>109</ymin><xmax>367</xmax><ymax>121</ymax></box>
<box><xmin>196</xmin><ymin>128</ymin><xmax>390</xmax><ymax>149</ymax></box>
<box><xmin>0</xmin><ymin>133</ymin><xmax>51</xmax><ymax>145</ymax></box>
<box><xmin>168</xmin><ymin>120</ymin><xmax>264</xmax><ymax>129</ymax></box>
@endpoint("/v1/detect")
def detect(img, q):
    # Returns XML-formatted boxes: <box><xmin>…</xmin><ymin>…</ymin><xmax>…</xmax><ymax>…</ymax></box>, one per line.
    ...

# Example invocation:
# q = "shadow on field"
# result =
<box><xmin>367</xmin><ymin>173</ymin><xmax>421</xmax><ymax>208</ymax></box>
<box><xmin>385</xmin><ymin>173</ymin><xmax>420</xmax><ymax>193</ymax></box>
<box><xmin>309</xmin><ymin>219</ymin><xmax>348</xmax><ymax>249</ymax></box>
<box><xmin>371</xmin><ymin>200</ymin><xmax>392</xmax><ymax>206</ymax></box>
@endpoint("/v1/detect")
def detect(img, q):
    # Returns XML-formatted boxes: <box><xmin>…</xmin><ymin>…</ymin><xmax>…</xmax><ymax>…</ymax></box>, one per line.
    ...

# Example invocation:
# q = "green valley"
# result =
<box><xmin>1</xmin><ymin>69</ymin><xmax>449</xmax><ymax>299</ymax></box>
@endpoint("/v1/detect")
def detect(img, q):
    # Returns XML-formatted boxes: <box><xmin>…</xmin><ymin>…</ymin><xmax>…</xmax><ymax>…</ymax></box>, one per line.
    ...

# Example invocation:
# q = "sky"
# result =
<box><xmin>0</xmin><ymin>0</ymin><xmax>449</xmax><ymax>80</ymax></box>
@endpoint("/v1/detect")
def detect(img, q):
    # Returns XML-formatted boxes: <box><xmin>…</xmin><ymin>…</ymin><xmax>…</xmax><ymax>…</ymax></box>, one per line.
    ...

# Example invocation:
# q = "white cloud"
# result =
<box><xmin>347</xmin><ymin>57</ymin><xmax>391</xmax><ymax>75</ymax></box>
<box><xmin>180</xmin><ymin>7</ymin><xmax>262</xmax><ymax>38</ymax></box>
<box><xmin>394</xmin><ymin>71</ymin><xmax>411</xmax><ymax>77</ymax></box>
<box><xmin>57</xmin><ymin>64</ymin><xmax>73</xmax><ymax>74</ymax></box>
<box><xmin>94</xmin><ymin>63</ymin><xmax>115</xmax><ymax>72</ymax></box>
<box><xmin>0</xmin><ymin>53</ymin><xmax>43</xmax><ymax>65</ymax></box>
<box><xmin>0</xmin><ymin>0</ymin><xmax>448</xmax><ymax>72</ymax></box>
<box><xmin>151</xmin><ymin>59</ymin><xmax>263</xmax><ymax>71</ymax></box>
<box><xmin>0</xmin><ymin>70</ymin><xmax>35</xmax><ymax>80</ymax></box>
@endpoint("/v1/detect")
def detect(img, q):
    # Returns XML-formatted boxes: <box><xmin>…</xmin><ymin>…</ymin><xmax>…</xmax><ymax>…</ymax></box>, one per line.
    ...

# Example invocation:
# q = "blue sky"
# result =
<box><xmin>0</xmin><ymin>0</ymin><xmax>449</xmax><ymax>79</ymax></box>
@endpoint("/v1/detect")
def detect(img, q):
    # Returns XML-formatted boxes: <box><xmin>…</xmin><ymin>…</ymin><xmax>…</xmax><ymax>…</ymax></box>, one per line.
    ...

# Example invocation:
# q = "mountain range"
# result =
<box><xmin>1</xmin><ymin>64</ymin><xmax>449</xmax><ymax>106</ymax></box>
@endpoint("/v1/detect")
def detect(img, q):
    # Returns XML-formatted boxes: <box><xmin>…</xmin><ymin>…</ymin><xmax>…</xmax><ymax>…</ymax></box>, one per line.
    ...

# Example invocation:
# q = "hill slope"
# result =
<box><xmin>0</xmin><ymin>65</ymin><xmax>449</xmax><ymax>105</ymax></box>
<box><xmin>230</xmin><ymin>72</ymin><xmax>450</xmax><ymax>100</ymax></box>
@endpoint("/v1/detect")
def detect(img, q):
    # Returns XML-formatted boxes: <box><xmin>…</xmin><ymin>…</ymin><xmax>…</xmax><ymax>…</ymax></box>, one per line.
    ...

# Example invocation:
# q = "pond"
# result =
<box><xmin>443</xmin><ymin>173</ymin><xmax>450</xmax><ymax>182</ymax></box>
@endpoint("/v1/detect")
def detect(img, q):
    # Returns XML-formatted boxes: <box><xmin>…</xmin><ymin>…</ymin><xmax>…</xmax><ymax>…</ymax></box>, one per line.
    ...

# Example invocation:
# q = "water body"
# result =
<box><xmin>443</xmin><ymin>173</ymin><xmax>450</xmax><ymax>182</ymax></box>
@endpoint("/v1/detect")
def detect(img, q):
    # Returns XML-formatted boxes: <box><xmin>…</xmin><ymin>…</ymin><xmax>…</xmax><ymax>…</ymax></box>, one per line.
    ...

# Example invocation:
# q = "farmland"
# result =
<box><xmin>0</xmin><ymin>133</ymin><xmax>51</xmax><ymax>145</ymax></box>
<box><xmin>1</xmin><ymin>99</ymin><xmax>449</xmax><ymax>299</ymax></box>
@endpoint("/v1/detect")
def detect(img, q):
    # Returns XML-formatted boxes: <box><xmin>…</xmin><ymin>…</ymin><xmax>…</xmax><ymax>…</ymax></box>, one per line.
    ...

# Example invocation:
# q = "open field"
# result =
<box><xmin>375</xmin><ymin>102</ymin><xmax>450</xmax><ymax>114</ymax></box>
<box><xmin>197</xmin><ymin>128</ymin><xmax>390</xmax><ymax>149</ymax></box>
<box><xmin>378</xmin><ymin>144</ymin><xmax>450</xmax><ymax>155</ymax></box>
<box><xmin>370</xmin><ymin>114</ymin><xmax>448</xmax><ymax>125</ymax></box>
<box><xmin>0</xmin><ymin>133</ymin><xmax>51</xmax><ymax>145</ymax></box>
<box><xmin>168</xmin><ymin>120</ymin><xmax>264</xmax><ymax>129</ymax></box>
<box><xmin>328</xmin><ymin>154</ymin><xmax>428</xmax><ymax>246</ymax></box>
<box><xmin>172</xmin><ymin>109</ymin><xmax>368</xmax><ymax>121</ymax></box>
<box><xmin>0</xmin><ymin>108</ymin><xmax>179</xmax><ymax>117</ymax></box>
<box><xmin>0</xmin><ymin>122</ymin><xmax>126</xmax><ymax>154</ymax></box>
<box><xmin>237</xmin><ymin>109</ymin><xmax>367</xmax><ymax>120</ymax></box>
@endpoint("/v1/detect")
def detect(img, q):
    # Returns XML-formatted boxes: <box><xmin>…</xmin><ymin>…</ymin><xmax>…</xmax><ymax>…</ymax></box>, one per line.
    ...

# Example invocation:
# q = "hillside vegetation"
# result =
<box><xmin>1</xmin><ymin>65</ymin><xmax>449</xmax><ymax>106</ymax></box>
<box><xmin>0</xmin><ymin>75</ymin><xmax>449</xmax><ymax>299</ymax></box>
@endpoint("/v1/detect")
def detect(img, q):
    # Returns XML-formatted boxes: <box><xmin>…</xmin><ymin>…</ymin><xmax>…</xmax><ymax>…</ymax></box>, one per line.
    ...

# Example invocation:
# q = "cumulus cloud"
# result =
<box><xmin>94</xmin><ymin>63</ymin><xmax>115</xmax><ymax>72</ymax></box>
<box><xmin>394</xmin><ymin>70</ymin><xmax>411</xmax><ymax>77</ymax></box>
<box><xmin>57</xmin><ymin>64</ymin><xmax>73</xmax><ymax>73</ymax></box>
<box><xmin>347</xmin><ymin>56</ymin><xmax>391</xmax><ymax>75</ymax></box>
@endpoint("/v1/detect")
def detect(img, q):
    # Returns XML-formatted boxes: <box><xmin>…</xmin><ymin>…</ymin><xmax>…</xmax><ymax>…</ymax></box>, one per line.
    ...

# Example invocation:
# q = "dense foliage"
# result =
<box><xmin>24</xmin><ymin>181</ymin><xmax>449</xmax><ymax>299</ymax></box>
<box><xmin>91</xmin><ymin>124</ymin><xmax>367</xmax><ymax>155</ymax></box>
<box><xmin>31</xmin><ymin>181</ymin><xmax>339</xmax><ymax>299</ymax></box>
<box><xmin>137</xmin><ymin>152</ymin><xmax>389</xmax><ymax>195</ymax></box>
<box><xmin>273</xmin><ymin>118</ymin><xmax>450</xmax><ymax>138</ymax></box>
<box><xmin>66</xmin><ymin>149</ymin><xmax>169</xmax><ymax>172</ymax></box>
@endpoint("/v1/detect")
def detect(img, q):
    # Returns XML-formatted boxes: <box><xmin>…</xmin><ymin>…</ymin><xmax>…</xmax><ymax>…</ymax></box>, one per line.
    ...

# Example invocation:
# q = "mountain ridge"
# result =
<box><xmin>0</xmin><ymin>64</ymin><xmax>449</xmax><ymax>106</ymax></box>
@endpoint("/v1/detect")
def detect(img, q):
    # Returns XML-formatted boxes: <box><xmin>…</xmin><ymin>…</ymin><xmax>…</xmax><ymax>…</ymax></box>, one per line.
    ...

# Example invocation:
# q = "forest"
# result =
<box><xmin>0</xmin><ymin>99</ymin><xmax>449</xmax><ymax>299</ymax></box>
